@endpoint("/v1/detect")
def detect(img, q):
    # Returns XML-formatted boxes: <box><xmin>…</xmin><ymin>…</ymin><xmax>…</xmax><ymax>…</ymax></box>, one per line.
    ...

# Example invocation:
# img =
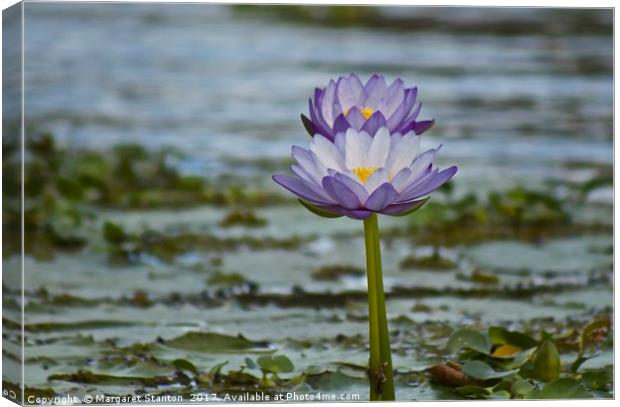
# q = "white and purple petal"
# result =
<box><xmin>310</xmin><ymin>134</ymin><xmax>346</xmax><ymax>171</ymax></box>
<box><xmin>361</xmin><ymin>111</ymin><xmax>388</xmax><ymax>136</ymax></box>
<box><xmin>364</xmin><ymin>74</ymin><xmax>387</xmax><ymax>108</ymax></box>
<box><xmin>397</xmin><ymin>166</ymin><xmax>457</xmax><ymax>202</ymax></box>
<box><xmin>336</xmin><ymin>74</ymin><xmax>365</xmax><ymax>113</ymax></box>
<box><xmin>322</xmin><ymin>175</ymin><xmax>362</xmax><ymax>210</ymax></box>
<box><xmin>273</xmin><ymin>174</ymin><xmax>333</xmax><ymax>205</ymax></box>
<box><xmin>365</xmin><ymin>183</ymin><xmax>399</xmax><ymax>211</ymax></box>
<box><xmin>381</xmin><ymin>198</ymin><xmax>429</xmax><ymax>216</ymax></box>
<box><xmin>366</xmin><ymin>127</ymin><xmax>391</xmax><ymax>168</ymax></box>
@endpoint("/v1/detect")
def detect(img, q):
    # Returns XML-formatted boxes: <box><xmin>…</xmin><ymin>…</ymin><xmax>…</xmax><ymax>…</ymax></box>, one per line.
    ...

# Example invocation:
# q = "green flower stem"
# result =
<box><xmin>363</xmin><ymin>214</ymin><xmax>395</xmax><ymax>401</ymax></box>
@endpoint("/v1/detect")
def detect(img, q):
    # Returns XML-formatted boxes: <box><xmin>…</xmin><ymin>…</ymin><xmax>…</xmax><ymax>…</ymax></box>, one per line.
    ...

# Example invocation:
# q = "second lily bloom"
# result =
<box><xmin>301</xmin><ymin>73</ymin><xmax>435</xmax><ymax>140</ymax></box>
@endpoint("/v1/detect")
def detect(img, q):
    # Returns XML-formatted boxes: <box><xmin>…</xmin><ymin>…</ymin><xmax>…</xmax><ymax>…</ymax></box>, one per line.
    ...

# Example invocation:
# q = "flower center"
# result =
<box><xmin>345</xmin><ymin>106</ymin><xmax>375</xmax><ymax>120</ymax></box>
<box><xmin>352</xmin><ymin>166</ymin><xmax>377</xmax><ymax>184</ymax></box>
<box><xmin>359</xmin><ymin>107</ymin><xmax>374</xmax><ymax>120</ymax></box>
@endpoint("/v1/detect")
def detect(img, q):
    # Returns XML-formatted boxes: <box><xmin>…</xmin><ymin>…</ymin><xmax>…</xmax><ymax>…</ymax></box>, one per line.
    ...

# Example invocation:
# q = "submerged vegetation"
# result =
<box><xmin>394</xmin><ymin>187</ymin><xmax>611</xmax><ymax>247</ymax></box>
<box><xmin>231</xmin><ymin>5</ymin><xmax>612</xmax><ymax>38</ymax></box>
<box><xmin>3</xmin><ymin>130</ymin><xmax>286</xmax><ymax>259</ymax></box>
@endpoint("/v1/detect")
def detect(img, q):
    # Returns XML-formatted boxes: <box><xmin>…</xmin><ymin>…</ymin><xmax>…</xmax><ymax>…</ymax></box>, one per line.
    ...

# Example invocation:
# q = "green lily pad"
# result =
<box><xmin>257</xmin><ymin>355</ymin><xmax>294</xmax><ymax>374</ymax></box>
<box><xmin>538</xmin><ymin>378</ymin><xmax>593</xmax><ymax>399</ymax></box>
<box><xmin>172</xmin><ymin>358</ymin><xmax>198</xmax><ymax>375</ymax></box>
<box><xmin>311</xmin><ymin>264</ymin><xmax>364</xmax><ymax>281</ymax></box>
<box><xmin>48</xmin><ymin>369</ymin><xmax>172</xmax><ymax>386</ymax></box>
<box><xmin>455</xmin><ymin>385</ymin><xmax>491</xmax><ymax>398</ymax></box>
<box><xmin>495</xmin><ymin>347</ymin><xmax>537</xmax><ymax>369</ymax></box>
<box><xmin>489</xmin><ymin>390</ymin><xmax>511</xmax><ymax>399</ymax></box>
<box><xmin>528</xmin><ymin>340</ymin><xmax>561</xmax><ymax>382</ymax></box>
<box><xmin>581</xmin><ymin>366</ymin><xmax>612</xmax><ymax>391</ymax></box>
<box><xmin>164</xmin><ymin>332</ymin><xmax>269</xmax><ymax>353</ymax></box>
<box><xmin>511</xmin><ymin>379</ymin><xmax>535</xmax><ymax>398</ymax></box>
<box><xmin>579</xmin><ymin>319</ymin><xmax>610</xmax><ymax>354</ymax></box>
<box><xmin>462</xmin><ymin>361</ymin><xmax>518</xmax><ymax>380</ymax></box>
<box><xmin>446</xmin><ymin>329</ymin><xmax>491</xmax><ymax>355</ymax></box>
<box><xmin>207</xmin><ymin>272</ymin><xmax>249</xmax><ymax>286</ymax></box>
<box><xmin>488</xmin><ymin>326</ymin><xmax>538</xmax><ymax>349</ymax></box>
<box><xmin>245</xmin><ymin>357</ymin><xmax>257</xmax><ymax>369</ymax></box>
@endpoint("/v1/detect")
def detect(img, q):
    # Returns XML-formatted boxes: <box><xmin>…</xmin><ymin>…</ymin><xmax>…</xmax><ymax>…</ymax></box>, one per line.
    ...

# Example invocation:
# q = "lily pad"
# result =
<box><xmin>455</xmin><ymin>385</ymin><xmax>491</xmax><ymax>398</ymax></box>
<box><xmin>511</xmin><ymin>379</ymin><xmax>534</xmax><ymax>398</ymax></box>
<box><xmin>462</xmin><ymin>361</ymin><xmax>518</xmax><ymax>380</ymax></box>
<box><xmin>446</xmin><ymin>329</ymin><xmax>490</xmax><ymax>355</ymax></box>
<box><xmin>488</xmin><ymin>326</ymin><xmax>538</xmax><ymax>349</ymax></box>
<box><xmin>164</xmin><ymin>332</ymin><xmax>269</xmax><ymax>353</ymax></box>
<box><xmin>257</xmin><ymin>355</ymin><xmax>294</xmax><ymax>374</ymax></box>
<box><xmin>527</xmin><ymin>340</ymin><xmax>561</xmax><ymax>382</ymax></box>
<box><xmin>538</xmin><ymin>378</ymin><xmax>592</xmax><ymax>399</ymax></box>
<box><xmin>491</xmin><ymin>344</ymin><xmax>522</xmax><ymax>358</ymax></box>
<box><xmin>172</xmin><ymin>358</ymin><xmax>198</xmax><ymax>375</ymax></box>
<box><xmin>311</xmin><ymin>264</ymin><xmax>364</xmax><ymax>281</ymax></box>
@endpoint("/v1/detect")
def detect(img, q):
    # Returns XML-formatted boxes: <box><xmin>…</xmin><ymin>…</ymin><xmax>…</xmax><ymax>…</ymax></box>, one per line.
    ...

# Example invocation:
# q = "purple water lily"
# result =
<box><xmin>301</xmin><ymin>73</ymin><xmax>434</xmax><ymax>141</ymax></box>
<box><xmin>273</xmin><ymin>127</ymin><xmax>457</xmax><ymax>220</ymax></box>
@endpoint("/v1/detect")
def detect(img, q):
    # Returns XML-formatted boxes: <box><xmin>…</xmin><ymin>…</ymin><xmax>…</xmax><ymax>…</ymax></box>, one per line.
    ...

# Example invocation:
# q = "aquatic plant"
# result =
<box><xmin>428</xmin><ymin>318</ymin><xmax>612</xmax><ymax>399</ymax></box>
<box><xmin>273</xmin><ymin>75</ymin><xmax>456</xmax><ymax>400</ymax></box>
<box><xmin>301</xmin><ymin>73</ymin><xmax>434</xmax><ymax>140</ymax></box>
<box><xmin>273</xmin><ymin>128</ymin><xmax>456</xmax><ymax>220</ymax></box>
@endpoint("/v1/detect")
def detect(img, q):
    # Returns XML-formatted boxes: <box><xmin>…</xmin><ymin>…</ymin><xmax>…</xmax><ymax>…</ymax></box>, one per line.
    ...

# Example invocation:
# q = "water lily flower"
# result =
<box><xmin>301</xmin><ymin>73</ymin><xmax>434</xmax><ymax>140</ymax></box>
<box><xmin>277</xmin><ymin>74</ymin><xmax>455</xmax><ymax>401</ymax></box>
<box><xmin>273</xmin><ymin>127</ymin><xmax>456</xmax><ymax>220</ymax></box>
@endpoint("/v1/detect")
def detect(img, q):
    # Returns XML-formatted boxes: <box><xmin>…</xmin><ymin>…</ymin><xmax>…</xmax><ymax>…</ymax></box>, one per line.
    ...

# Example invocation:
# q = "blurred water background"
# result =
<box><xmin>22</xmin><ymin>3</ymin><xmax>612</xmax><ymax>189</ymax></box>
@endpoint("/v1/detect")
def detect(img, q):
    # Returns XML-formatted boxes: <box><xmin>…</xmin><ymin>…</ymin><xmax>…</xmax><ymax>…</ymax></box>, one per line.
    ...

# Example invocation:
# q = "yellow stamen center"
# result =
<box><xmin>359</xmin><ymin>107</ymin><xmax>374</xmax><ymax>120</ymax></box>
<box><xmin>353</xmin><ymin>166</ymin><xmax>377</xmax><ymax>184</ymax></box>
<box><xmin>344</xmin><ymin>106</ymin><xmax>375</xmax><ymax>120</ymax></box>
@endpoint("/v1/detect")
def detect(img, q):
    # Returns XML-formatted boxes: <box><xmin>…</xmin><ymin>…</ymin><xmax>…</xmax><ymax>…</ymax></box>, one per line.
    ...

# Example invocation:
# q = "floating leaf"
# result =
<box><xmin>209</xmin><ymin>361</ymin><xmax>228</xmax><ymax>377</ymax></box>
<box><xmin>492</xmin><ymin>344</ymin><xmax>522</xmax><ymax>358</ymax></box>
<box><xmin>304</xmin><ymin>365</ymin><xmax>327</xmax><ymax>375</ymax></box>
<box><xmin>311</xmin><ymin>264</ymin><xmax>364</xmax><ymax>281</ymax></box>
<box><xmin>530</xmin><ymin>340</ymin><xmax>561</xmax><ymax>382</ymax></box>
<box><xmin>257</xmin><ymin>355</ymin><xmax>294</xmax><ymax>374</ymax></box>
<box><xmin>538</xmin><ymin>378</ymin><xmax>592</xmax><ymax>399</ymax></box>
<box><xmin>488</xmin><ymin>326</ymin><xmax>538</xmax><ymax>349</ymax></box>
<box><xmin>571</xmin><ymin>353</ymin><xmax>596</xmax><ymax>372</ymax></box>
<box><xmin>462</xmin><ymin>361</ymin><xmax>518</xmax><ymax>380</ymax></box>
<box><xmin>579</xmin><ymin>319</ymin><xmax>610</xmax><ymax>354</ymax></box>
<box><xmin>446</xmin><ymin>329</ymin><xmax>490</xmax><ymax>355</ymax></box>
<box><xmin>48</xmin><ymin>369</ymin><xmax>172</xmax><ymax>386</ymax></box>
<box><xmin>244</xmin><ymin>357</ymin><xmax>257</xmax><ymax>369</ymax></box>
<box><xmin>511</xmin><ymin>379</ymin><xmax>534</xmax><ymax>398</ymax></box>
<box><xmin>335</xmin><ymin>362</ymin><xmax>367</xmax><ymax>379</ymax></box>
<box><xmin>455</xmin><ymin>385</ymin><xmax>491</xmax><ymax>398</ymax></box>
<box><xmin>207</xmin><ymin>272</ymin><xmax>248</xmax><ymax>286</ymax></box>
<box><xmin>496</xmin><ymin>347</ymin><xmax>538</xmax><ymax>369</ymax></box>
<box><xmin>581</xmin><ymin>367</ymin><xmax>612</xmax><ymax>391</ymax></box>
<box><xmin>400</xmin><ymin>251</ymin><xmax>456</xmax><ymax>270</ymax></box>
<box><xmin>489</xmin><ymin>390</ymin><xmax>511</xmax><ymax>399</ymax></box>
<box><xmin>172</xmin><ymin>359</ymin><xmax>198</xmax><ymax>375</ymax></box>
<box><xmin>102</xmin><ymin>221</ymin><xmax>127</xmax><ymax>244</ymax></box>
<box><xmin>304</xmin><ymin>370</ymin><xmax>365</xmax><ymax>391</ymax></box>
<box><xmin>164</xmin><ymin>332</ymin><xmax>268</xmax><ymax>353</ymax></box>
<box><xmin>469</xmin><ymin>270</ymin><xmax>499</xmax><ymax>284</ymax></box>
